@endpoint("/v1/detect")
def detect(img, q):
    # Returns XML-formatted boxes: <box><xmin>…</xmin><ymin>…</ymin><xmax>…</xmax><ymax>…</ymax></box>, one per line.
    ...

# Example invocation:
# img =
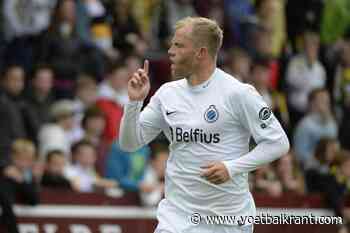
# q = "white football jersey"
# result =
<box><xmin>120</xmin><ymin>68</ymin><xmax>289</xmax><ymax>219</ymax></box>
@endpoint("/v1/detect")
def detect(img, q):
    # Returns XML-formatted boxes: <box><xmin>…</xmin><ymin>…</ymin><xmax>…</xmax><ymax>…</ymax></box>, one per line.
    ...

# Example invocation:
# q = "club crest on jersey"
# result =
<box><xmin>259</xmin><ymin>107</ymin><xmax>272</xmax><ymax>121</ymax></box>
<box><xmin>204</xmin><ymin>105</ymin><xmax>219</xmax><ymax>123</ymax></box>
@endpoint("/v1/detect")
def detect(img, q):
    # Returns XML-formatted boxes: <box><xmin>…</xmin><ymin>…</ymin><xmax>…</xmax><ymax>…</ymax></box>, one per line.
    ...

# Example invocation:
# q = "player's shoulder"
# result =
<box><xmin>216</xmin><ymin>69</ymin><xmax>256</xmax><ymax>97</ymax></box>
<box><xmin>155</xmin><ymin>78</ymin><xmax>186</xmax><ymax>95</ymax></box>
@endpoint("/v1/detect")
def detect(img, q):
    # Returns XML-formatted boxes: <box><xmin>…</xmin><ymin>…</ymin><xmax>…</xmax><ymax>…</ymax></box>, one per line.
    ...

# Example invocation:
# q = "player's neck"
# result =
<box><xmin>188</xmin><ymin>62</ymin><xmax>216</xmax><ymax>86</ymax></box>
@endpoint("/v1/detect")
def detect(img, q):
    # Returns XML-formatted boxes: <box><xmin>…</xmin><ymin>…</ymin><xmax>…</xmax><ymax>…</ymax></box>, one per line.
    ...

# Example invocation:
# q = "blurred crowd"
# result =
<box><xmin>1</xmin><ymin>0</ymin><xmax>350</xmax><ymax>232</ymax></box>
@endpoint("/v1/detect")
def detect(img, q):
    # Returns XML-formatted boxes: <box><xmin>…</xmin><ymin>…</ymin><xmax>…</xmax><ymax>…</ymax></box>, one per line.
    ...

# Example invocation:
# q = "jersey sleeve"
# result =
<box><xmin>237</xmin><ymin>85</ymin><xmax>285</xmax><ymax>144</ymax></box>
<box><xmin>119</xmin><ymin>87</ymin><xmax>166</xmax><ymax>152</ymax></box>
<box><xmin>223</xmin><ymin>85</ymin><xmax>290</xmax><ymax>177</ymax></box>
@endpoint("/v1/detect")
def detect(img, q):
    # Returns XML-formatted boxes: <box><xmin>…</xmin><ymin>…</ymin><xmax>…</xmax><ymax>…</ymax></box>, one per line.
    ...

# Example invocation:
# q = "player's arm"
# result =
<box><xmin>201</xmin><ymin>85</ymin><xmax>289</xmax><ymax>185</ymax></box>
<box><xmin>119</xmin><ymin>60</ymin><xmax>164</xmax><ymax>152</ymax></box>
<box><xmin>223</xmin><ymin>85</ymin><xmax>290</xmax><ymax>177</ymax></box>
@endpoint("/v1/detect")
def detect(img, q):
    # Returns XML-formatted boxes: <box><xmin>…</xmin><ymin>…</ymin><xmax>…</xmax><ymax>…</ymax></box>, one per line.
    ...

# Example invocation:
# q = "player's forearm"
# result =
<box><xmin>119</xmin><ymin>101</ymin><xmax>145</xmax><ymax>152</ymax></box>
<box><xmin>223</xmin><ymin>134</ymin><xmax>290</xmax><ymax>177</ymax></box>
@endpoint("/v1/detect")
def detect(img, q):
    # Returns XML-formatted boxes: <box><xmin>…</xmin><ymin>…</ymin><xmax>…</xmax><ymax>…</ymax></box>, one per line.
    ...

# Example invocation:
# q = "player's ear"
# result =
<box><xmin>196</xmin><ymin>47</ymin><xmax>207</xmax><ymax>59</ymax></box>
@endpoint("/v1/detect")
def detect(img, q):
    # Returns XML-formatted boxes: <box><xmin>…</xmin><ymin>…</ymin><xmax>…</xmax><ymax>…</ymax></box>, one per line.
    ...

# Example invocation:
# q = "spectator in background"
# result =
<box><xmin>205</xmin><ymin>1</ymin><xmax>226</xmax><ymax>50</ymax></box>
<box><xmin>340</xmin><ymin>123</ymin><xmax>350</xmax><ymax>157</ymax></box>
<box><xmin>74</xmin><ymin>0</ymin><xmax>105</xmax><ymax>44</ymax></box>
<box><xmin>250</xmin><ymin>26</ymin><xmax>281</xmax><ymax>90</ymax></box>
<box><xmin>253</xmin><ymin>164</ymin><xmax>282</xmax><ymax>197</ymax></box>
<box><xmin>255</xmin><ymin>0</ymin><xmax>286</xmax><ymax>58</ymax></box>
<box><xmin>65</xmin><ymin>140</ymin><xmax>117</xmax><ymax>193</ymax></box>
<box><xmin>223</xmin><ymin>0</ymin><xmax>254</xmax><ymax>48</ymax></box>
<box><xmin>87</xmin><ymin>0</ymin><xmax>118</xmax><ymax>62</ymax></box>
<box><xmin>153</xmin><ymin>0</ymin><xmax>196</xmax><ymax>50</ymax></box>
<box><xmin>38</xmin><ymin>100</ymin><xmax>76</xmax><ymax>161</ymax></box>
<box><xmin>333</xmin><ymin>40</ymin><xmax>350</xmax><ymax>151</ymax></box>
<box><xmin>286</xmin><ymin>30</ymin><xmax>326</xmax><ymax>127</ymax></box>
<box><xmin>110</xmin><ymin>0</ymin><xmax>148</xmax><ymax>57</ymax></box>
<box><xmin>249</xmin><ymin>58</ymin><xmax>274</xmax><ymax>107</ymax></box>
<box><xmin>81</xmin><ymin>0</ymin><xmax>105</xmax><ymax>20</ymax></box>
<box><xmin>293</xmin><ymin>89</ymin><xmax>338</xmax><ymax>169</ymax></box>
<box><xmin>98</xmin><ymin>62</ymin><xmax>129</xmax><ymax>106</ymax></box>
<box><xmin>310</xmin><ymin>151</ymin><xmax>350</xmax><ymax>233</ymax></box>
<box><xmin>333</xmin><ymin>40</ymin><xmax>350</xmax><ymax>119</ymax></box>
<box><xmin>2</xmin><ymin>0</ymin><xmax>57</xmax><ymax>70</ymax></box>
<box><xmin>97</xmin><ymin>63</ymin><xmax>128</xmax><ymax>143</ymax></box>
<box><xmin>0</xmin><ymin>65</ymin><xmax>29</xmax><ymax>163</ymax></box>
<box><xmin>224</xmin><ymin>47</ymin><xmax>251</xmax><ymax>82</ymax></box>
<box><xmin>25</xmin><ymin>64</ymin><xmax>55</xmax><ymax>142</ymax></box>
<box><xmin>81</xmin><ymin>106</ymin><xmax>109</xmax><ymax>174</ymax></box>
<box><xmin>81</xmin><ymin>107</ymin><xmax>106</xmax><ymax>145</ymax></box>
<box><xmin>73</xmin><ymin>74</ymin><xmax>98</xmax><ymax>122</ymax></box>
<box><xmin>130</xmin><ymin>0</ymin><xmax>162</xmax><ymax>47</ymax></box>
<box><xmin>164</xmin><ymin>0</ymin><xmax>197</xmax><ymax>32</ymax></box>
<box><xmin>37</xmin><ymin>0</ymin><xmax>82</xmax><ymax>98</ymax></box>
<box><xmin>286</xmin><ymin>0</ymin><xmax>324</xmax><ymax>52</ymax></box>
<box><xmin>37</xmin><ymin>0</ymin><xmax>103</xmax><ymax>98</ymax></box>
<box><xmin>275</xmin><ymin>152</ymin><xmax>305</xmax><ymax>195</ymax></box>
<box><xmin>2</xmin><ymin>0</ymin><xmax>56</xmax><ymax>41</ymax></box>
<box><xmin>70</xmin><ymin>74</ymin><xmax>98</xmax><ymax>142</ymax></box>
<box><xmin>41</xmin><ymin>150</ymin><xmax>77</xmax><ymax>190</ymax></box>
<box><xmin>105</xmin><ymin>142</ymin><xmax>152</xmax><ymax>194</ymax></box>
<box><xmin>249</xmin><ymin>58</ymin><xmax>290</xmax><ymax>130</ymax></box>
<box><xmin>0</xmin><ymin>139</ymin><xmax>41</xmax><ymax>233</ymax></box>
<box><xmin>249</xmin><ymin>25</ymin><xmax>273</xmax><ymax>59</ymax></box>
<box><xmin>305</xmin><ymin>138</ymin><xmax>340</xmax><ymax>193</ymax></box>
<box><xmin>141</xmin><ymin>146</ymin><xmax>168</xmax><ymax>207</ymax></box>
<box><xmin>90</xmin><ymin>19</ymin><xmax>120</xmax><ymax>62</ymax></box>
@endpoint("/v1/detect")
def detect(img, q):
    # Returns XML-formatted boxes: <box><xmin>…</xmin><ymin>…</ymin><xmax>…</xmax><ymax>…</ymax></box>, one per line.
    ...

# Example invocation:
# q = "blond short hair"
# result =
<box><xmin>11</xmin><ymin>139</ymin><xmax>36</xmax><ymax>158</ymax></box>
<box><xmin>175</xmin><ymin>17</ymin><xmax>223</xmax><ymax>58</ymax></box>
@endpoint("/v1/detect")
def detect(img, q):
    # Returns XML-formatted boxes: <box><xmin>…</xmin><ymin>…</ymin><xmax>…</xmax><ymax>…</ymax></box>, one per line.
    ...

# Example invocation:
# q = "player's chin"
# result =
<box><xmin>170</xmin><ymin>69</ymin><xmax>176</xmax><ymax>79</ymax></box>
<box><xmin>171</xmin><ymin>69</ymin><xmax>182</xmax><ymax>80</ymax></box>
<box><xmin>172</xmin><ymin>75</ymin><xmax>182</xmax><ymax>81</ymax></box>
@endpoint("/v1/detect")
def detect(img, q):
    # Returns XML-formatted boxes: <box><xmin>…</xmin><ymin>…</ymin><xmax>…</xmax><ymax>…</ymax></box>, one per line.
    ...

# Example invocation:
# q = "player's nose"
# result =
<box><xmin>168</xmin><ymin>47</ymin><xmax>175</xmax><ymax>58</ymax></box>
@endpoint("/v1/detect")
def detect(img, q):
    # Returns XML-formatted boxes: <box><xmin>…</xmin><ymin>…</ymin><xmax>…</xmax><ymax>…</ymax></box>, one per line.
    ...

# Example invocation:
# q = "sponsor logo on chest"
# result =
<box><xmin>167</xmin><ymin>105</ymin><xmax>221</xmax><ymax>144</ymax></box>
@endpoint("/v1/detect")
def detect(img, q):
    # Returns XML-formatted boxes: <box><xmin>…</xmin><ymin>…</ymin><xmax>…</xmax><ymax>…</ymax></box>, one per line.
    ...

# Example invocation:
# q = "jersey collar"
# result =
<box><xmin>186</xmin><ymin>68</ymin><xmax>218</xmax><ymax>92</ymax></box>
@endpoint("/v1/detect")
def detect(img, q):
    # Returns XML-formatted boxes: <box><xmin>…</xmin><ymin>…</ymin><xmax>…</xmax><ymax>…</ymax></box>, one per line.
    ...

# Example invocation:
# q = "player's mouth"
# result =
<box><xmin>169</xmin><ymin>58</ymin><xmax>178</xmax><ymax>72</ymax></box>
<box><xmin>169</xmin><ymin>59</ymin><xmax>176</xmax><ymax>69</ymax></box>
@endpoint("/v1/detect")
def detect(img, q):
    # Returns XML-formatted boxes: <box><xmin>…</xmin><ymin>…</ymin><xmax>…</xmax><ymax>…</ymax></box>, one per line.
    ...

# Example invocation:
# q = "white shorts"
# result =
<box><xmin>154</xmin><ymin>199</ymin><xmax>254</xmax><ymax>233</ymax></box>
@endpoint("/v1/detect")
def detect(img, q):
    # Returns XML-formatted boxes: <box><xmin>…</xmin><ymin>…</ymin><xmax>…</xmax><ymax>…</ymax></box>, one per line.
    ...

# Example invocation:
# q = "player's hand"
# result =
<box><xmin>128</xmin><ymin>60</ymin><xmax>150</xmax><ymax>101</ymax></box>
<box><xmin>200</xmin><ymin>162</ymin><xmax>230</xmax><ymax>185</ymax></box>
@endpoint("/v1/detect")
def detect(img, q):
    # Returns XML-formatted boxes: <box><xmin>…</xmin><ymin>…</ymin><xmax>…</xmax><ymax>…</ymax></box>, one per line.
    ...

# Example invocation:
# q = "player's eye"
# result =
<box><xmin>174</xmin><ymin>42</ymin><xmax>183</xmax><ymax>48</ymax></box>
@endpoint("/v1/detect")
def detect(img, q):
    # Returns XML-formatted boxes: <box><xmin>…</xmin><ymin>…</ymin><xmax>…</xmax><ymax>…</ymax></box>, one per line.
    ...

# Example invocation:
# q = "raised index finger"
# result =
<box><xmin>143</xmin><ymin>60</ymin><xmax>149</xmax><ymax>75</ymax></box>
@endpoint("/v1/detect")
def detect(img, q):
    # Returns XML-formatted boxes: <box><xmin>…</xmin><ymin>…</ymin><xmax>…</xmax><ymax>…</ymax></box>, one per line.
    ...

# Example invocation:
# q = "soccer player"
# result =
<box><xmin>119</xmin><ymin>17</ymin><xmax>289</xmax><ymax>233</ymax></box>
